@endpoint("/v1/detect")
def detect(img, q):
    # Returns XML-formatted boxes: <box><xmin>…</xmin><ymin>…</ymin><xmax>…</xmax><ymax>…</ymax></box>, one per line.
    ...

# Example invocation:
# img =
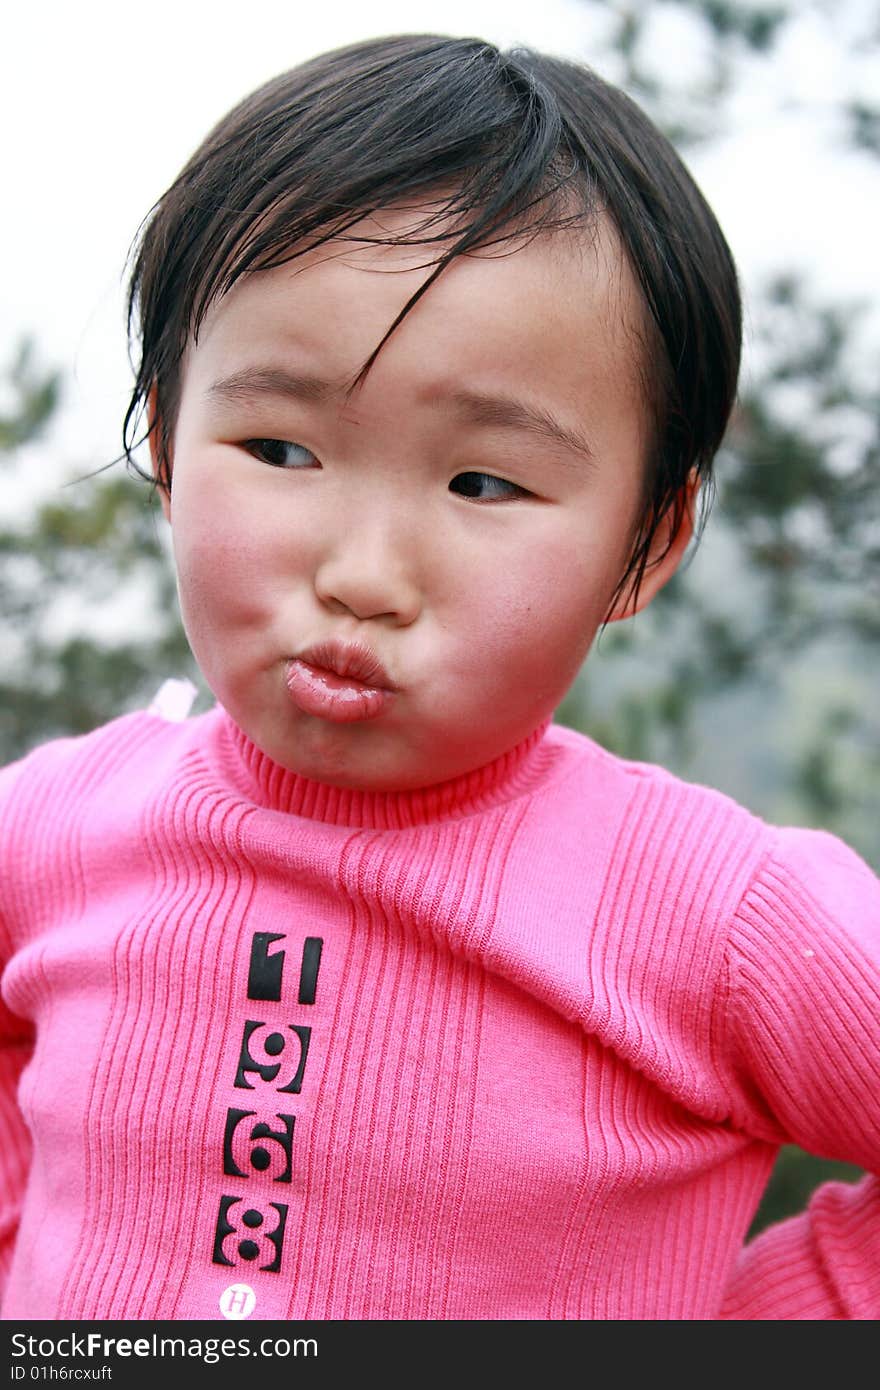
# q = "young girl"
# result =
<box><xmin>1</xmin><ymin>34</ymin><xmax>878</xmax><ymax>1322</ymax></box>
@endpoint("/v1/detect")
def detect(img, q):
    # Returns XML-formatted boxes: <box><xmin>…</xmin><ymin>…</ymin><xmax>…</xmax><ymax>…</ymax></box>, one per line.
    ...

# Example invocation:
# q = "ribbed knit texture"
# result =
<box><xmin>1</xmin><ymin>705</ymin><xmax>878</xmax><ymax>1320</ymax></box>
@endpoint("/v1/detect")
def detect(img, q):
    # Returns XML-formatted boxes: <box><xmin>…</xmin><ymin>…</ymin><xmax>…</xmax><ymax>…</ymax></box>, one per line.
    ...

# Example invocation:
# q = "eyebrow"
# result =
<box><xmin>205</xmin><ymin>366</ymin><xmax>349</xmax><ymax>405</ymax></box>
<box><xmin>439</xmin><ymin>388</ymin><xmax>597</xmax><ymax>469</ymax></box>
<box><xmin>205</xmin><ymin>365</ymin><xmax>597</xmax><ymax>467</ymax></box>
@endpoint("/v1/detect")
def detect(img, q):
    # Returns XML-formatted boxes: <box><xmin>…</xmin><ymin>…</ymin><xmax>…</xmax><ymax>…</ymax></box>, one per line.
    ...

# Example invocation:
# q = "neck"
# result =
<box><xmin>210</xmin><ymin>709</ymin><xmax>555</xmax><ymax>829</ymax></box>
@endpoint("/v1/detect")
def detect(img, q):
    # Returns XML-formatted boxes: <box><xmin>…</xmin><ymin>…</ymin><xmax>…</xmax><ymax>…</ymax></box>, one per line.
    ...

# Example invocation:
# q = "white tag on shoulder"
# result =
<box><xmin>147</xmin><ymin>677</ymin><xmax>199</xmax><ymax>722</ymax></box>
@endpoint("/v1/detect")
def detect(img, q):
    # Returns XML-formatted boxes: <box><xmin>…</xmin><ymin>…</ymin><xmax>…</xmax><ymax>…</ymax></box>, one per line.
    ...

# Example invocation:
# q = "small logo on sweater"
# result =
<box><xmin>220</xmin><ymin>1283</ymin><xmax>257</xmax><ymax>1319</ymax></box>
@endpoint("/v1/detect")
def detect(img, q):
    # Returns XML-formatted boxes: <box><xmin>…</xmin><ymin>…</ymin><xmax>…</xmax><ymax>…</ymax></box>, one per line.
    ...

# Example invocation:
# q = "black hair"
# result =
<box><xmin>123</xmin><ymin>32</ymin><xmax>741</xmax><ymax>616</ymax></box>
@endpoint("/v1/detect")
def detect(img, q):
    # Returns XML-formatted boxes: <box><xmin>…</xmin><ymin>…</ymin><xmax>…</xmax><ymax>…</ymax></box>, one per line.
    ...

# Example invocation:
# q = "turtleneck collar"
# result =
<box><xmin>209</xmin><ymin>706</ymin><xmax>555</xmax><ymax>829</ymax></box>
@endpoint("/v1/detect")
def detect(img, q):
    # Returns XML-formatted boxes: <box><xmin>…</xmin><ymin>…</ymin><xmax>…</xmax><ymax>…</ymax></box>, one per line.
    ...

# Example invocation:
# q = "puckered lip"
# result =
<box><xmin>293</xmin><ymin>639</ymin><xmax>397</xmax><ymax>691</ymax></box>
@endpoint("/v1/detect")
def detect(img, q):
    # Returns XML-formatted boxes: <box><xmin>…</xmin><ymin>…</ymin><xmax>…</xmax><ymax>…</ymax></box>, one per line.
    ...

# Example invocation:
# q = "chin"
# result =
<box><xmin>267</xmin><ymin>720</ymin><xmax>395</xmax><ymax>789</ymax></box>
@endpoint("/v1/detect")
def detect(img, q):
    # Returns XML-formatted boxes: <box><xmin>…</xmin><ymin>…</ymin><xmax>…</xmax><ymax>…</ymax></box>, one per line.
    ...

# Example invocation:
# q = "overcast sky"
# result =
<box><xmin>2</xmin><ymin>0</ymin><xmax>879</xmax><ymax>488</ymax></box>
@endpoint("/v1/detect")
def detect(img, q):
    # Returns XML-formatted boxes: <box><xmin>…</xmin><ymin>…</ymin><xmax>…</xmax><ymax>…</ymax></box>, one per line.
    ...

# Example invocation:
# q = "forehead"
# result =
<box><xmin>183</xmin><ymin>207</ymin><xmax>648</xmax><ymax>434</ymax></box>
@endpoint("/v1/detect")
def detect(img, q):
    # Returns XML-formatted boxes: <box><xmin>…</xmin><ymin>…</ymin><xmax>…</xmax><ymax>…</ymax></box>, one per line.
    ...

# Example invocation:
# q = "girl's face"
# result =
<box><xmin>160</xmin><ymin>212</ymin><xmax>686</xmax><ymax>790</ymax></box>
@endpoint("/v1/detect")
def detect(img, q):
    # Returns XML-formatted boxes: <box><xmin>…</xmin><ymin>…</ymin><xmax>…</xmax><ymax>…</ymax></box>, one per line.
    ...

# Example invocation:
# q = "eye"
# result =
<box><xmin>449</xmin><ymin>471</ymin><xmax>529</xmax><ymax>501</ymax></box>
<box><xmin>244</xmin><ymin>438</ymin><xmax>319</xmax><ymax>469</ymax></box>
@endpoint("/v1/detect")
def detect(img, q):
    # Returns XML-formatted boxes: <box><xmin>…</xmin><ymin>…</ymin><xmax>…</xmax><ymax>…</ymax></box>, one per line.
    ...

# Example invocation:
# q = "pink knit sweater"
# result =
<box><xmin>1</xmin><ymin>705</ymin><xmax>879</xmax><ymax>1320</ymax></box>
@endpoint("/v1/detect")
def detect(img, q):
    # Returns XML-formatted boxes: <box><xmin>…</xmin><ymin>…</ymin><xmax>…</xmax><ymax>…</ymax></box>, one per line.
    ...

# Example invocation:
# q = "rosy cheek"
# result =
<box><xmin>174</xmin><ymin>514</ymin><xmax>272</xmax><ymax>628</ymax></box>
<box><xmin>489</xmin><ymin>526</ymin><xmax>619</xmax><ymax>678</ymax></box>
<box><xmin>466</xmin><ymin>571</ymin><xmax>585</xmax><ymax>690</ymax></box>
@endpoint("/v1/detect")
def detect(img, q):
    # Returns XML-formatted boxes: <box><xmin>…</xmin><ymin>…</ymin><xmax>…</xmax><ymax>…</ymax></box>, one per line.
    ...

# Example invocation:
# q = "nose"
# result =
<box><xmin>313</xmin><ymin>509</ymin><xmax>422</xmax><ymax>626</ymax></box>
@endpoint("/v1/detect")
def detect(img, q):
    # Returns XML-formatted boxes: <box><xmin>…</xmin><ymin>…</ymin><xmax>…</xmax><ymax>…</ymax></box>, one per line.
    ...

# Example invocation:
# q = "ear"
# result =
<box><xmin>605</xmin><ymin>472</ymin><xmax>699</xmax><ymax>624</ymax></box>
<box><xmin>147</xmin><ymin>384</ymin><xmax>173</xmax><ymax>523</ymax></box>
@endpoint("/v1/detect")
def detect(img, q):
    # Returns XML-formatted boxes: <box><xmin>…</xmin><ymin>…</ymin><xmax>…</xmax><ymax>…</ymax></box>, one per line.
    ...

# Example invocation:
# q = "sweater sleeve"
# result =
<box><xmin>719</xmin><ymin>826</ymin><xmax>880</xmax><ymax>1320</ymax></box>
<box><xmin>0</xmin><ymin>749</ymin><xmax>35</xmax><ymax>1308</ymax></box>
<box><xmin>0</xmin><ymin>953</ymin><xmax>33</xmax><ymax>1307</ymax></box>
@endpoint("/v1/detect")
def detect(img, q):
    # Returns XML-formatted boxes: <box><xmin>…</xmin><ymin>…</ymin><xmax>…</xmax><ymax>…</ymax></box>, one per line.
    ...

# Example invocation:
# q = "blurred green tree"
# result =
<box><xmin>0</xmin><ymin>339</ymin><xmax>197</xmax><ymax>766</ymax></box>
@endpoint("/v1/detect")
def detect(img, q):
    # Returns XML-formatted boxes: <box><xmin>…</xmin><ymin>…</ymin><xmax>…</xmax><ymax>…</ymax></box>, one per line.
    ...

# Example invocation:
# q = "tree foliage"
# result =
<box><xmin>0</xmin><ymin>341</ymin><xmax>196</xmax><ymax>765</ymax></box>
